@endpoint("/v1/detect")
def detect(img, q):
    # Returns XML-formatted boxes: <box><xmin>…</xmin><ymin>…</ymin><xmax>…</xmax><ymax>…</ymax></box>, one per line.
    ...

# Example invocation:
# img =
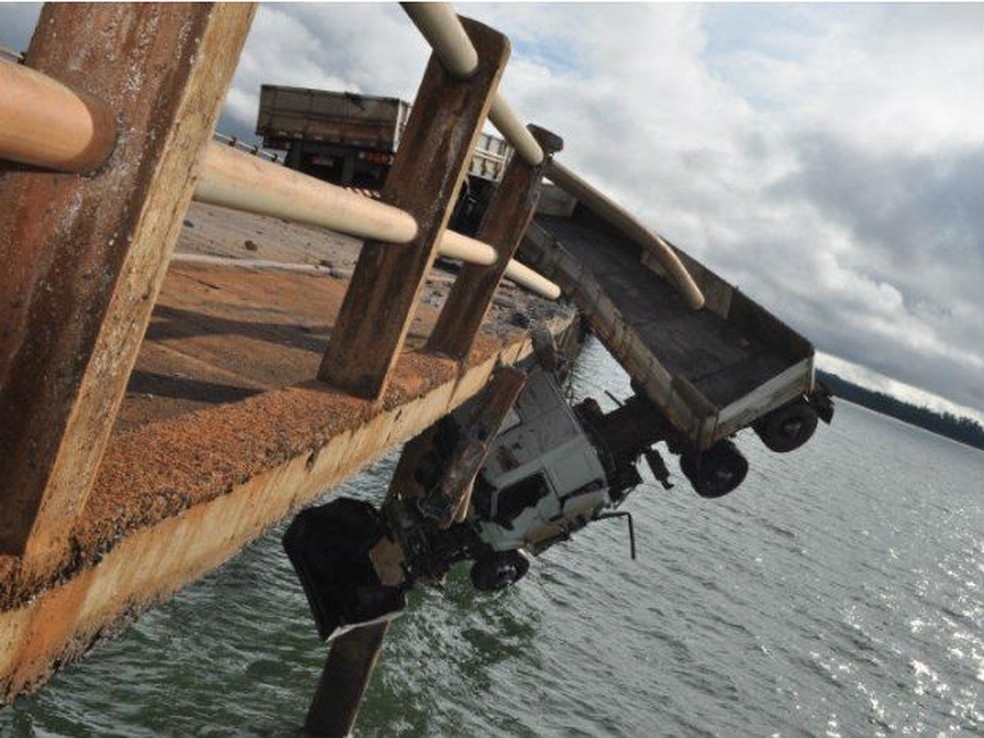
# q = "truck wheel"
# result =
<box><xmin>753</xmin><ymin>399</ymin><xmax>818</xmax><ymax>453</ymax></box>
<box><xmin>470</xmin><ymin>550</ymin><xmax>530</xmax><ymax>592</ymax></box>
<box><xmin>680</xmin><ymin>439</ymin><xmax>748</xmax><ymax>498</ymax></box>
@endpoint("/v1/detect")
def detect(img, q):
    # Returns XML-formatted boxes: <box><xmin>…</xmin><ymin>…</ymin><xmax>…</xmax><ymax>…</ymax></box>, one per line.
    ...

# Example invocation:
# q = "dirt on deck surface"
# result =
<box><xmin>118</xmin><ymin>202</ymin><xmax>563</xmax><ymax>432</ymax></box>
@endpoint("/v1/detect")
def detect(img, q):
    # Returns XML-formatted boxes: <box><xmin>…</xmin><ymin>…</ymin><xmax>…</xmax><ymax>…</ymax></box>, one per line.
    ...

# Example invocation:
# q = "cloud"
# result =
<box><xmin>458</xmin><ymin>3</ymin><xmax>984</xmax><ymax>414</ymax></box>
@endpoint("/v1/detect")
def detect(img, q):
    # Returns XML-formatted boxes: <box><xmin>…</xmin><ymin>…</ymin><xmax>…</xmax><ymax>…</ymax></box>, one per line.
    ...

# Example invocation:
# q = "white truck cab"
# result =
<box><xmin>471</xmin><ymin>368</ymin><xmax>610</xmax><ymax>555</ymax></box>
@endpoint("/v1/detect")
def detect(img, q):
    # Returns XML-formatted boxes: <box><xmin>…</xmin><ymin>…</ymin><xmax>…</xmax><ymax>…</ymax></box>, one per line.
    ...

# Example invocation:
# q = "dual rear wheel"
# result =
<box><xmin>754</xmin><ymin>399</ymin><xmax>819</xmax><ymax>453</ymax></box>
<box><xmin>678</xmin><ymin>398</ymin><xmax>819</xmax><ymax>498</ymax></box>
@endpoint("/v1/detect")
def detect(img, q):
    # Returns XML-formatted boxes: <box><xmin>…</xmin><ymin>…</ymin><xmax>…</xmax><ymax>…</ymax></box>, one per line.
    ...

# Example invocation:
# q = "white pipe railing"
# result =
<box><xmin>197</xmin><ymin>142</ymin><xmax>511</xmax><ymax>270</ymax></box>
<box><xmin>402</xmin><ymin>2</ymin><xmax>544</xmax><ymax>167</ymax></box>
<box><xmin>0</xmin><ymin>18</ymin><xmax>563</xmax><ymax>300</ymax></box>
<box><xmin>439</xmin><ymin>230</ymin><xmax>497</xmax><ymax>266</ymax></box>
<box><xmin>0</xmin><ymin>59</ymin><xmax>116</xmax><ymax>173</ymax></box>
<box><xmin>488</xmin><ymin>94</ymin><xmax>544</xmax><ymax>167</ymax></box>
<box><xmin>546</xmin><ymin>161</ymin><xmax>705</xmax><ymax>310</ymax></box>
<box><xmin>401</xmin><ymin>2</ymin><xmax>478</xmax><ymax>78</ymax></box>
<box><xmin>504</xmin><ymin>258</ymin><xmax>562</xmax><ymax>300</ymax></box>
<box><xmin>196</xmin><ymin>142</ymin><xmax>419</xmax><ymax>246</ymax></box>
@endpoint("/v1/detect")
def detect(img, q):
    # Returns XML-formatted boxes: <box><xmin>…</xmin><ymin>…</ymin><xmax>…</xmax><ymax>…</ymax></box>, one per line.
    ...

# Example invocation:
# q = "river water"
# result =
<box><xmin>2</xmin><ymin>337</ymin><xmax>982</xmax><ymax>737</ymax></box>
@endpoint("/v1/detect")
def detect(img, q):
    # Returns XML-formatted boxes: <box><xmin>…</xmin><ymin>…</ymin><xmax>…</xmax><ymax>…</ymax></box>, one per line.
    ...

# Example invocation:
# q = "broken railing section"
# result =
<box><xmin>0</xmin><ymin>3</ymin><xmax>256</xmax><ymax>558</ymax></box>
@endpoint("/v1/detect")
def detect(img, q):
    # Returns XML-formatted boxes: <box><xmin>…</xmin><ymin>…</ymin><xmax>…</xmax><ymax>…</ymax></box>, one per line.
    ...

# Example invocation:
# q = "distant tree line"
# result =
<box><xmin>816</xmin><ymin>370</ymin><xmax>984</xmax><ymax>450</ymax></box>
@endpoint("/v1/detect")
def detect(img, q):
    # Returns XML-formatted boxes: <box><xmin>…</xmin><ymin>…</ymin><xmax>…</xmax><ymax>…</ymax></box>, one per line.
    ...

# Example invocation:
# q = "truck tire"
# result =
<box><xmin>753</xmin><ymin>399</ymin><xmax>818</xmax><ymax>453</ymax></box>
<box><xmin>680</xmin><ymin>439</ymin><xmax>748</xmax><ymax>498</ymax></box>
<box><xmin>470</xmin><ymin>550</ymin><xmax>530</xmax><ymax>592</ymax></box>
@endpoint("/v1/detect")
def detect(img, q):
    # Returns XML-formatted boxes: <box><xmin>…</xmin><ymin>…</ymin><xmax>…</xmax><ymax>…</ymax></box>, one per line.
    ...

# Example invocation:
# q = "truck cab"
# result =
<box><xmin>470</xmin><ymin>368</ymin><xmax>610</xmax><ymax>555</ymax></box>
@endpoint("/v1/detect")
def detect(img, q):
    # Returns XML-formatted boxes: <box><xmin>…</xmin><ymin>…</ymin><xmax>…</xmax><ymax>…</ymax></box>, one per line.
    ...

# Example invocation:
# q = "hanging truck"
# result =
<box><xmin>277</xmin><ymin>89</ymin><xmax>835</xmax><ymax>641</ymax></box>
<box><xmin>284</xmin><ymin>353</ymin><xmax>671</xmax><ymax>640</ymax></box>
<box><xmin>285</xmin><ymin>325</ymin><xmax>832</xmax><ymax>640</ymax></box>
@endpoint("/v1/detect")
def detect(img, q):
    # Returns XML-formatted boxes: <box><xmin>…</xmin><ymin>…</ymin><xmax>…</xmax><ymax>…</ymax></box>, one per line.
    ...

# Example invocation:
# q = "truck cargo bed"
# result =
<box><xmin>539</xmin><ymin>214</ymin><xmax>789</xmax><ymax>406</ymax></box>
<box><xmin>521</xmin><ymin>206</ymin><xmax>815</xmax><ymax>450</ymax></box>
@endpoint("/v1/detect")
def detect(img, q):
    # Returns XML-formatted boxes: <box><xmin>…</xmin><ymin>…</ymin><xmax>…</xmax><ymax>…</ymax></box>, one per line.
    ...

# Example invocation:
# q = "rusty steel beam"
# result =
<box><xmin>0</xmin><ymin>61</ymin><xmax>116</xmax><ymax>172</ymax></box>
<box><xmin>0</xmin><ymin>4</ymin><xmax>256</xmax><ymax>558</ymax></box>
<box><xmin>429</xmin><ymin>125</ymin><xmax>562</xmax><ymax>360</ymax></box>
<box><xmin>318</xmin><ymin>16</ymin><xmax>510</xmax><ymax>400</ymax></box>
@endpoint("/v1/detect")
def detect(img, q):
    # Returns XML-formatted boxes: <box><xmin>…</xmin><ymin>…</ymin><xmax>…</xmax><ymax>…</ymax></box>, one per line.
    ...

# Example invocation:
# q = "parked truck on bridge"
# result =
<box><xmin>255</xmin><ymin>84</ymin><xmax>509</xmax><ymax>232</ymax></box>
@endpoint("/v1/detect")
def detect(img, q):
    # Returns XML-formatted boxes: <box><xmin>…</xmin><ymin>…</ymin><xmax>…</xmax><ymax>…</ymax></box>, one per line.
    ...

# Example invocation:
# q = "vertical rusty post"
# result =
<box><xmin>303</xmin><ymin>621</ymin><xmax>391</xmax><ymax>737</ymax></box>
<box><xmin>300</xmin><ymin>424</ymin><xmax>431</xmax><ymax>737</ymax></box>
<box><xmin>0</xmin><ymin>4</ymin><xmax>256</xmax><ymax>558</ymax></box>
<box><xmin>317</xmin><ymin>16</ymin><xmax>510</xmax><ymax>400</ymax></box>
<box><xmin>427</xmin><ymin>125</ymin><xmax>562</xmax><ymax>362</ymax></box>
<box><xmin>303</xmin><ymin>19</ymin><xmax>511</xmax><ymax>731</ymax></box>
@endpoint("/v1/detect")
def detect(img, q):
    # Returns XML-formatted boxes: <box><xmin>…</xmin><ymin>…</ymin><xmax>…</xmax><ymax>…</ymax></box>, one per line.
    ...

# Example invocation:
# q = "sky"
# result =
<box><xmin>2</xmin><ymin>3</ymin><xmax>982</xmax><ymax>422</ymax></box>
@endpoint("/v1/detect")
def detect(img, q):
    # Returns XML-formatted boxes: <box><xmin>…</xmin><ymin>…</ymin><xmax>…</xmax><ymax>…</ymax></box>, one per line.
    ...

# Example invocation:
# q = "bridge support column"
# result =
<box><xmin>300</xmin><ymin>419</ymin><xmax>434</xmax><ymax>737</ymax></box>
<box><xmin>301</xmin><ymin>366</ymin><xmax>526</xmax><ymax>736</ymax></box>
<box><xmin>302</xmin><ymin>621</ymin><xmax>391</xmax><ymax>737</ymax></box>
